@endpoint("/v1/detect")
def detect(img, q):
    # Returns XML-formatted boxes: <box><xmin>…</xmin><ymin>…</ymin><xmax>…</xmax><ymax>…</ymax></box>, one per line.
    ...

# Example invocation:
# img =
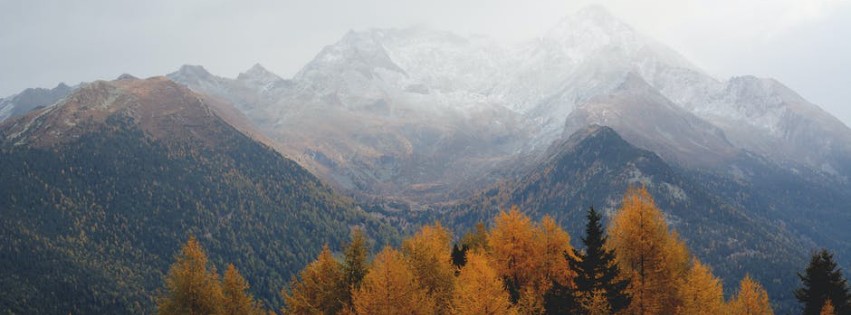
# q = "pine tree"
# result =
<box><xmin>282</xmin><ymin>245</ymin><xmax>346</xmax><ymax>314</ymax></box>
<box><xmin>451</xmin><ymin>243</ymin><xmax>469</xmax><ymax>269</ymax></box>
<box><xmin>453</xmin><ymin>251</ymin><xmax>516</xmax><ymax>315</ymax></box>
<box><xmin>544</xmin><ymin>207</ymin><xmax>630</xmax><ymax>315</ymax></box>
<box><xmin>222</xmin><ymin>264</ymin><xmax>263</xmax><ymax>315</ymax></box>
<box><xmin>796</xmin><ymin>249</ymin><xmax>851</xmax><ymax>315</ymax></box>
<box><xmin>728</xmin><ymin>274</ymin><xmax>774</xmax><ymax>315</ymax></box>
<box><xmin>157</xmin><ymin>236</ymin><xmax>225</xmax><ymax>315</ymax></box>
<box><xmin>607</xmin><ymin>186</ymin><xmax>690</xmax><ymax>315</ymax></box>
<box><xmin>352</xmin><ymin>247</ymin><xmax>436</xmax><ymax>315</ymax></box>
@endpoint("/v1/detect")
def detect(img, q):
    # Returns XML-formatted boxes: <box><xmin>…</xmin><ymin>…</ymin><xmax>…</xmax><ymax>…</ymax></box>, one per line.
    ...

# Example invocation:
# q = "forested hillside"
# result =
<box><xmin>158</xmin><ymin>187</ymin><xmax>822</xmax><ymax>315</ymax></box>
<box><xmin>0</xmin><ymin>78</ymin><xmax>397</xmax><ymax>314</ymax></box>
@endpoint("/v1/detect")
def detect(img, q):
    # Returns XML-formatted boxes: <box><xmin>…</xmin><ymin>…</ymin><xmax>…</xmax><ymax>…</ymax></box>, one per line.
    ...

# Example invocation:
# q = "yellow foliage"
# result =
<box><xmin>676</xmin><ymin>260</ymin><xmax>724</xmax><ymax>315</ymax></box>
<box><xmin>402</xmin><ymin>222</ymin><xmax>456</xmax><ymax>314</ymax></box>
<box><xmin>489</xmin><ymin>206</ymin><xmax>539</xmax><ymax>289</ymax></box>
<box><xmin>728</xmin><ymin>274</ymin><xmax>774</xmax><ymax>315</ymax></box>
<box><xmin>282</xmin><ymin>245</ymin><xmax>346</xmax><ymax>315</ymax></box>
<box><xmin>488</xmin><ymin>207</ymin><xmax>576</xmax><ymax>303</ymax></box>
<box><xmin>222</xmin><ymin>264</ymin><xmax>264</xmax><ymax>315</ymax></box>
<box><xmin>516</xmin><ymin>286</ymin><xmax>545</xmax><ymax>315</ymax></box>
<box><xmin>608</xmin><ymin>186</ymin><xmax>690</xmax><ymax>315</ymax></box>
<box><xmin>461</xmin><ymin>222</ymin><xmax>490</xmax><ymax>252</ymax></box>
<box><xmin>537</xmin><ymin>216</ymin><xmax>576</xmax><ymax>289</ymax></box>
<box><xmin>452</xmin><ymin>251</ymin><xmax>516</xmax><ymax>315</ymax></box>
<box><xmin>352</xmin><ymin>247</ymin><xmax>436</xmax><ymax>315</ymax></box>
<box><xmin>158</xmin><ymin>236</ymin><xmax>225</xmax><ymax>315</ymax></box>
<box><xmin>582</xmin><ymin>289</ymin><xmax>613</xmax><ymax>315</ymax></box>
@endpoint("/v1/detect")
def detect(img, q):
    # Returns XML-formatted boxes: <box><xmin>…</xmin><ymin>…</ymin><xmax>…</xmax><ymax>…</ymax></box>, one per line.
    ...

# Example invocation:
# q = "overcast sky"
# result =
<box><xmin>1</xmin><ymin>0</ymin><xmax>849</xmax><ymax>126</ymax></box>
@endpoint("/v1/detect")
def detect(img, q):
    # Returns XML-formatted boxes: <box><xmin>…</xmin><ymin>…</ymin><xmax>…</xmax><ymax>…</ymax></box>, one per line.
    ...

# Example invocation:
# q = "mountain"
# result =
<box><xmin>0</xmin><ymin>82</ymin><xmax>74</xmax><ymax>122</ymax></box>
<box><xmin>562</xmin><ymin>72</ymin><xmax>738</xmax><ymax>167</ymax></box>
<box><xmin>0</xmin><ymin>76</ymin><xmax>397</xmax><ymax>314</ymax></box>
<box><xmin>443</xmin><ymin>126</ymin><xmax>810</xmax><ymax>311</ymax></box>
<box><xmin>163</xmin><ymin>8</ymin><xmax>851</xmax><ymax>308</ymax></box>
<box><xmin>1</xmin><ymin>4</ymin><xmax>841</xmax><ymax>313</ymax></box>
<box><xmin>169</xmin><ymin>60</ymin><xmax>532</xmax><ymax>203</ymax></box>
<box><xmin>681</xmin><ymin>75</ymin><xmax>851</xmax><ymax>176</ymax></box>
<box><xmin>169</xmin><ymin>5</ymin><xmax>851</xmax><ymax>206</ymax></box>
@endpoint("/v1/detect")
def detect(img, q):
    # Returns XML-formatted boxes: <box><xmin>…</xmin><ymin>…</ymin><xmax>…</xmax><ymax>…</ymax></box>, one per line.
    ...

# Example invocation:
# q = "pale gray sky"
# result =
<box><xmin>1</xmin><ymin>0</ymin><xmax>849</xmax><ymax>125</ymax></box>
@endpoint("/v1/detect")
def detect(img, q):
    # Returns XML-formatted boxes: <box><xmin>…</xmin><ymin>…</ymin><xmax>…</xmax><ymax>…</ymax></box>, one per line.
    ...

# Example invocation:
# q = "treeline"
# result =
<box><xmin>157</xmin><ymin>187</ymin><xmax>851</xmax><ymax>314</ymax></box>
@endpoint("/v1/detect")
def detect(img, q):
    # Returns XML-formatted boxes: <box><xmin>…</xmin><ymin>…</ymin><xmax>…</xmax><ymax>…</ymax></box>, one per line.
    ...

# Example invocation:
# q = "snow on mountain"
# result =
<box><xmin>237</xmin><ymin>63</ymin><xmax>287</xmax><ymax>92</ymax></box>
<box><xmin>563</xmin><ymin>73</ymin><xmax>737</xmax><ymax>167</ymax></box>
<box><xmin>0</xmin><ymin>83</ymin><xmax>74</xmax><ymax>122</ymax></box>
<box><xmin>684</xmin><ymin>76</ymin><xmax>851</xmax><ymax>173</ymax></box>
<box><xmin>169</xmin><ymin>5</ymin><xmax>851</xmax><ymax>199</ymax></box>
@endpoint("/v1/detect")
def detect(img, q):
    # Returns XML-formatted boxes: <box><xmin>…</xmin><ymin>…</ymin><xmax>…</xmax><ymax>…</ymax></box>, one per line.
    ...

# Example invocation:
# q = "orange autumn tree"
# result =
<box><xmin>728</xmin><ymin>274</ymin><xmax>774</xmax><ymax>315</ymax></box>
<box><xmin>488</xmin><ymin>206</ymin><xmax>539</xmax><ymax>302</ymax></box>
<box><xmin>158</xmin><ymin>236</ymin><xmax>225</xmax><ymax>315</ymax></box>
<box><xmin>537</xmin><ymin>216</ymin><xmax>577</xmax><ymax>288</ymax></box>
<box><xmin>276</xmin><ymin>187</ymin><xmax>780</xmax><ymax>315</ymax></box>
<box><xmin>488</xmin><ymin>207</ymin><xmax>576</xmax><ymax>314</ymax></box>
<box><xmin>676</xmin><ymin>260</ymin><xmax>725</xmax><ymax>315</ymax></box>
<box><xmin>452</xmin><ymin>251</ymin><xmax>516</xmax><ymax>315</ymax></box>
<box><xmin>352</xmin><ymin>247</ymin><xmax>435</xmax><ymax>315</ymax></box>
<box><xmin>402</xmin><ymin>222</ymin><xmax>456</xmax><ymax>314</ymax></box>
<box><xmin>282</xmin><ymin>245</ymin><xmax>347</xmax><ymax>314</ymax></box>
<box><xmin>608</xmin><ymin>186</ymin><xmax>690</xmax><ymax>315</ymax></box>
<box><xmin>222</xmin><ymin>264</ymin><xmax>264</xmax><ymax>315</ymax></box>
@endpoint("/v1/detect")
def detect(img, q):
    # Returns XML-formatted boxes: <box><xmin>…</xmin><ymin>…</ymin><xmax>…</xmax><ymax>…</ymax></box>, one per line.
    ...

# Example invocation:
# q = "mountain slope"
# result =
<box><xmin>169</xmin><ymin>63</ymin><xmax>532</xmax><ymax>203</ymax></box>
<box><xmin>167</xmin><ymin>5</ymin><xmax>851</xmax><ymax>204</ymax></box>
<box><xmin>444</xmin><ymin>126</ymin><xmax>808</xmax><ymax>311</ymax></box>
<box><xmin>0</xmin><ymin>83</ymin><xmax>73</xmax><ymax>122</ymax></box>
<box><xmin>683</xmin><ymin>76</ymin><xmax>851</xmax><ymax>176</ymax></box>
<box><xmin>0</xmin><ymin>77</ymin><xmax>397</xmax><ymax>314</ymax></box>
<box><xmin>563</xmin><ymin>73</ymin><xmax>738</xmax><ymax>167</ymax></box>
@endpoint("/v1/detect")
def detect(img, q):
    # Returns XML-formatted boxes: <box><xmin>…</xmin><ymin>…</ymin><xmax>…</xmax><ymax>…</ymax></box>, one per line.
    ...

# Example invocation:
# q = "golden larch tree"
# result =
<box><xmin>488</xmin><ymin>206</ymin><xmax>539</xmax><ymax>296</ymax></box>
<box><xmin>157</xmin><ymin>236</ymin><xmax>225</xmax><ymax>315</ymax></box>
<box><xmin>728</xmin><ymin>274</ymin><xmax>774</xmax><ymax>315</ymax></box>
<box><xmin>352</xmin><ymin>247</ymin><xmax>435</xmax><ymax>315</ymax></box>
<box><xmin>461</xmin><ymin>221</ymin><xmax>490</xmax><ymax>251</ymax></box>
<box><xmin>583</xmin><ymin>289</ymin><xmax>613</xmax><ymax>315</ymax></box>
<box><xmin>607</xmin><ymin>186</ymin><xmax>690</xmax><ymax>315</ymax></box>
<box><xmin>676</xmin><ymin>260</ymin><xmax>724</xmax><ymax>315</ymax></box>
<box><xmin>222</xmin><ymin>264</ymin><xmax>264</xmax><ymax>315</ymax></box>
<box><xmin>536</xmin><ymin>216</ymin><xmax>576</xmax><ymax>288</ymax></box>
<box><xmin>402</xmin><ymin>222</ymin><xmax>456</xmax><ymax>314</ymax></box>
<box><xmin>452</xmin><ymin>251</ymin><xmax>516</xmax><ymax>315</ymax></box>
<box><xmin>282</xmin><ymin>244</ymin><xmax>347</xmax><ymax>315</ymax></box>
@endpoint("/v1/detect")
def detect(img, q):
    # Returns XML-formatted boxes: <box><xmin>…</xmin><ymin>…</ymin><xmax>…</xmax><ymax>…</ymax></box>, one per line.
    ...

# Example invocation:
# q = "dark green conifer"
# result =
<box><xmin>796</xmin><ymin>249</ymin><xmax>851</xmax><ymax>315</ymax></box>
<box><xmin>544</xmin><ymin>207</ymin><xmax>630</xmax><ymax>314</ymax></box>
<box><xmin>342</xmin><ymin>228</ymin><xmax>369</xmax><ymax>306</ymax></box>
<box><xmin>451</xmin><ymin>243</ymin><xmax>468</xmax><ymax>269</ymax></box>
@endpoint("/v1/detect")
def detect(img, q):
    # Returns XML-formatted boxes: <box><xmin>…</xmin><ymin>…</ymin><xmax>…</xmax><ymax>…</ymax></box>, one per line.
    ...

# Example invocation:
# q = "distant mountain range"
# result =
<box><xmin>2</xmin><ymin>5</ymin><xmax>850</xmax><ymax>313</ymax></box>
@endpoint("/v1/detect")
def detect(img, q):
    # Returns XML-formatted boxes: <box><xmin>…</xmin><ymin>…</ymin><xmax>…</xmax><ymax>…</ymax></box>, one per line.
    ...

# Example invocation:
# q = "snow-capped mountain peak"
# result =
<box><xmin>170</xmin><ymin>65</ymin><xmax>215</xmax><ymax>84</ymax></box>
<box><xmin>237</xmin><ymin>63</ymin><xmax>284</xmax><ymax>91</ymax></box>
